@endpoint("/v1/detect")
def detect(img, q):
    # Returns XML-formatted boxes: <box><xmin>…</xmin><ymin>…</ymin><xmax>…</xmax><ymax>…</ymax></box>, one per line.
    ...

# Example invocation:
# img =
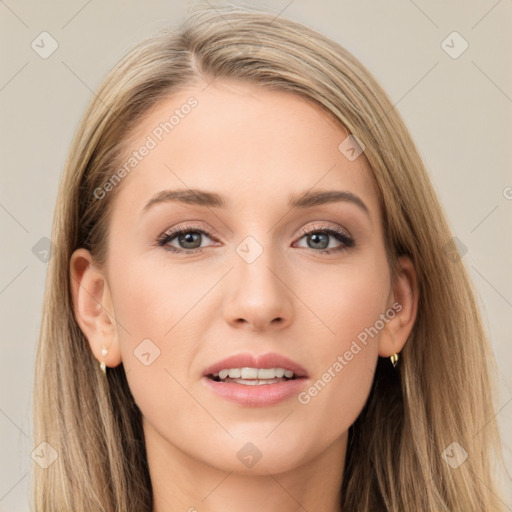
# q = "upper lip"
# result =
<box><xmin>203</xmin><ymin>352</ymin><xmax>309</xmax><ymax>378</ymax></box>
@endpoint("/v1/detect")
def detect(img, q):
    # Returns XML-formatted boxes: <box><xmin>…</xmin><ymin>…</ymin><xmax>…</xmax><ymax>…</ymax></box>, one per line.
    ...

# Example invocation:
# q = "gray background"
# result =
<box><xmin>1</xmin><ymin>1</ymin><xmax>511</xmax><ymax>510</ymax></box>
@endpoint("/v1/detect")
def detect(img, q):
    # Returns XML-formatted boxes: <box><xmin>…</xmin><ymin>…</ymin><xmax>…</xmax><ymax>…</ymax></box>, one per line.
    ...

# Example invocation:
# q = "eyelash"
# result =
<box><xmin>156</xmin><ymin>224</ymin><xmax>355</xmax><ymax>255</ymax></box>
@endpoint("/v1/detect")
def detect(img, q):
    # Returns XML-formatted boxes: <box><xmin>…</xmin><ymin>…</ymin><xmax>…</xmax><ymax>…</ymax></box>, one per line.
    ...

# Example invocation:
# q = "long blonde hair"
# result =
<box><xmin>33</xmin><ymin>5</ymin><xmax>506</xmax><ymax>511</ymax></box>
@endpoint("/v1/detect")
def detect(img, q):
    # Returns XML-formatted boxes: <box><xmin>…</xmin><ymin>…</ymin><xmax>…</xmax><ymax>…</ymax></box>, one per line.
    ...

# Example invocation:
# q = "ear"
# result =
<box><xmin>69</xmin><ymin>248</ymin><xmax>122</xmax><ymax>369</ymax></box>
<box><xmin>378</xmin><ymin>255</ymin><xmax>418</xmax><ymax>357</ymax></box>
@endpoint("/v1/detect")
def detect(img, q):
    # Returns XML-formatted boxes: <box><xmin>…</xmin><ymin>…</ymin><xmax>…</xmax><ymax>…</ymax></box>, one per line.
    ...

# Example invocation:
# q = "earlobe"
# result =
<box><xmin>69</xmin><ymin>248</ymin><xmax>122</xmax><ymax>369</ymax></box>
<box><xmin>378</xmin><ymin>255</ymin><xmax>419</xmax><ymax>358</ymax></box>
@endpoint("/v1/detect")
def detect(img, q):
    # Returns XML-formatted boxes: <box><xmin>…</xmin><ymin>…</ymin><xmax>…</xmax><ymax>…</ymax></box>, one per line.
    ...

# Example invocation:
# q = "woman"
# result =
<box><xmin>32</xmin><ymin>5</ymin><xmax>506</xmax><ymax>511</ymax></box>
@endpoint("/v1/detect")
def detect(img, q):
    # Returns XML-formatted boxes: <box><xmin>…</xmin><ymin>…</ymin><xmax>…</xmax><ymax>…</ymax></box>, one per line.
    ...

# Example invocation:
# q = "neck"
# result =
<box><xmin>145</xmin><ymin>420</ymin><xmax>346</xmax><ymax>512</ymax></box>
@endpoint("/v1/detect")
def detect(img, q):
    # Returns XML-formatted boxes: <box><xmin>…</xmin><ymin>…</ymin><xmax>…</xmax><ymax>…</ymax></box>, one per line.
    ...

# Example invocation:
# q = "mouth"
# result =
<box><xmin>203</xmin><ymin>352</ymin><xmax>308</xmax><ymax>383</ymax></box>
<box><xmin>201</xmin><ymin>353</ymin><xmax>309</xmax><ymax>406</ymax></box>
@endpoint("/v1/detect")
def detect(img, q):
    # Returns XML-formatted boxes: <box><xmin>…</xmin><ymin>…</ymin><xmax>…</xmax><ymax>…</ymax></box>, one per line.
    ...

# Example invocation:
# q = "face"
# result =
<box><xmin>74</xmin><ymin>79</ymin><xmax>414</xmax><ymax>477</ymax></box>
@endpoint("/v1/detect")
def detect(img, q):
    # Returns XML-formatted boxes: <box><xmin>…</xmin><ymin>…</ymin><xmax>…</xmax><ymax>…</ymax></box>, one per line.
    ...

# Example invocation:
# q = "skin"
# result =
<box><xmin>70</xmin><ymin>79</ymin><xmax>418</xmax><ymax>512</ymax></box>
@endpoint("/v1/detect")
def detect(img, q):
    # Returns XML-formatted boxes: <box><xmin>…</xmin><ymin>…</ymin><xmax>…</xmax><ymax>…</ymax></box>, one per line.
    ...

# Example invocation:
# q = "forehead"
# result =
<box><xmin>111</xmin><ymin>79</ymin><xmax>380</xmax><ymax>220</ymax></box>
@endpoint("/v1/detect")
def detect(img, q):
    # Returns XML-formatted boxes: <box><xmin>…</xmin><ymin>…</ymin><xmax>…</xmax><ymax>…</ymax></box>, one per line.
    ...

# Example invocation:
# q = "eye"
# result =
<box><xmin>156</xmin><ymin>225</ymin><xmax>218</xmax><ymax>253</ymax></box>
<box><xmin>156</xmin><ymin>223</ymin><xmax>355</xmax><ymax>255</ymax></box>
<box><xmin>294</xmin><ymin>224</ymin><xmax>355</xmax><ymax>254</ymax></box>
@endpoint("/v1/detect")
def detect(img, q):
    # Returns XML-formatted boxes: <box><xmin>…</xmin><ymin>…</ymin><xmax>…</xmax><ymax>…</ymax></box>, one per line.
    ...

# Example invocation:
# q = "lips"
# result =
<box><xmin>202</xmin><ymin>353</ymin><xmax>310</xmax><ymax>407</ymax></box>
<box><xmin>202</xmin><ymin>352</ymin><xmax>309</xmax><ymax>379</ymax></box>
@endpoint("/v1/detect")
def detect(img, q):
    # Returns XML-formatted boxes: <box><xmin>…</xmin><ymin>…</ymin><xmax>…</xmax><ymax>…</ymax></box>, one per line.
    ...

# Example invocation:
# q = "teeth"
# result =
<box><xmin>213</xmin><ymin>367</ymin><xmax>295</xmax><ymax>381</ymax></box>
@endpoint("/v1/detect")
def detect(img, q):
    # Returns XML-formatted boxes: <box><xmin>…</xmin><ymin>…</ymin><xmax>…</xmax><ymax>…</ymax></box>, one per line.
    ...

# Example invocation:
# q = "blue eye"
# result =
<box><xmin>156</xmin><ymin>224</ymin><xmax>355</xmax><ymax>254</ymax></box>
<box><xmin>295</xmin><ymin>226</ymin><xmax>355</xmax><ymax>254</ymax></box>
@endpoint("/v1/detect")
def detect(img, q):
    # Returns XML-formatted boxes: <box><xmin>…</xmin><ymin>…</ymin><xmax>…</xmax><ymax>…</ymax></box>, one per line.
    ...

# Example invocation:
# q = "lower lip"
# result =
<box><xmin>202</xmin><ymin>376</ymin><xmax>308</xmax><ymax>407</ymax></box>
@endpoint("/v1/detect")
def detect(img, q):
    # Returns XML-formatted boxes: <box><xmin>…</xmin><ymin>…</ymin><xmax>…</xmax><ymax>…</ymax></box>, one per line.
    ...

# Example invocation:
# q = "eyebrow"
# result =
<box><xmin>142</xmin><ymin>188</ymin><xmax>370</xmax><ymax>217</ymax></box>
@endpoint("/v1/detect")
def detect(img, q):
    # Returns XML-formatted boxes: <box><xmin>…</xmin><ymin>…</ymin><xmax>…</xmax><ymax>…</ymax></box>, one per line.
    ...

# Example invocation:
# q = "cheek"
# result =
<box><xmin>293</xmin><ymin>258</ymin><xmax>388</xmax><ymax>435</ymax></box>
<box><xmin>107</xmin><ymin>250</ymin><xmax>229</xmax><ymax>402</ymax></box>
<box><xmin>109</xmin><ymin>253</ymin><xmax>211</xmax><ymax>339</ymax></box>
<box><xmin>297</xmin><ymin>255</ymin><xmax>389</xmax><ymax>354</ymax></box>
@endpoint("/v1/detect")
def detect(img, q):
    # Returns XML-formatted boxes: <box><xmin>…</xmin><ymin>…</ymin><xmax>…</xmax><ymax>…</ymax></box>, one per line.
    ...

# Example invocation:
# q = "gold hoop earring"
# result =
<box><xmin>390</xmin><ymin>353</ymin><xmax>399</xmax><ymax>367</ymax></box>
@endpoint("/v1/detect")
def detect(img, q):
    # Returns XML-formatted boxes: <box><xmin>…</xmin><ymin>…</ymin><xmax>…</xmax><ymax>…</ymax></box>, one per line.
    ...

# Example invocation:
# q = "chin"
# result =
<box><xmin>193</xmin><ymin>434</ymin><xmax>312</xmax><ymax>476</ymax></box>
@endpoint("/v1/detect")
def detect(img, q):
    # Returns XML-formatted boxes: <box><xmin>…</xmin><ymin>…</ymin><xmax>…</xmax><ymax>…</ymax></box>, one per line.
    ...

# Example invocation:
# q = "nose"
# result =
<box><xmin>222</xmin><ymin>245</ymin><xmax>294</xmax><ymax>331</ymax></box>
